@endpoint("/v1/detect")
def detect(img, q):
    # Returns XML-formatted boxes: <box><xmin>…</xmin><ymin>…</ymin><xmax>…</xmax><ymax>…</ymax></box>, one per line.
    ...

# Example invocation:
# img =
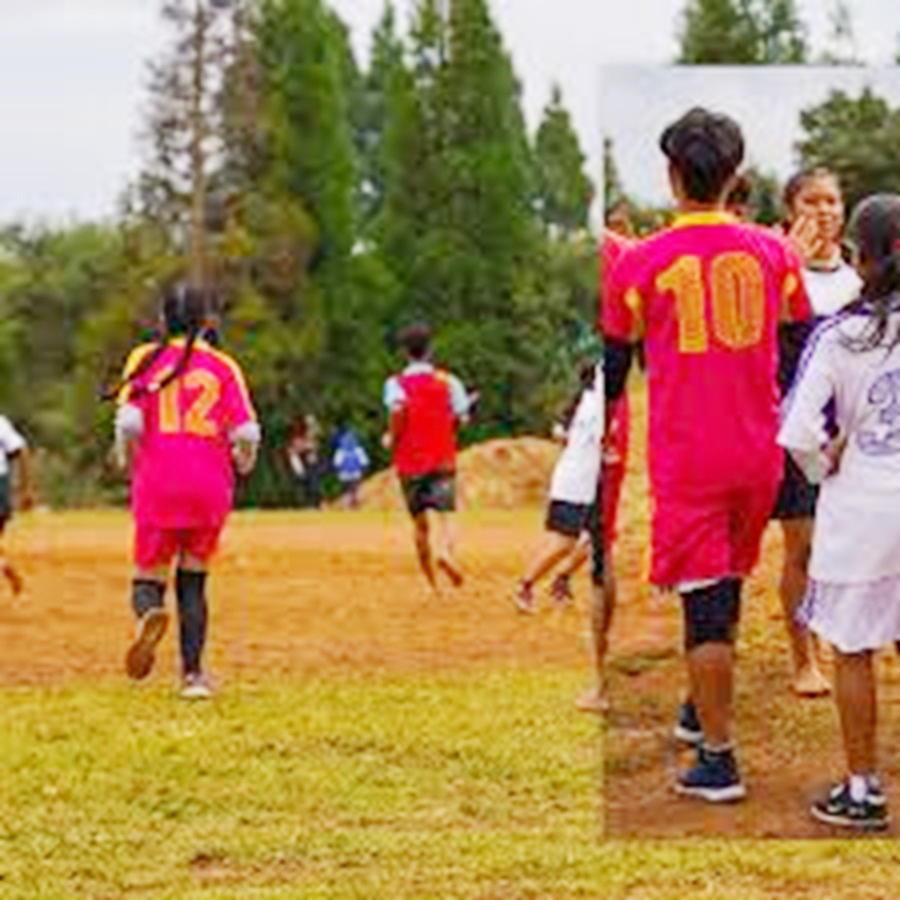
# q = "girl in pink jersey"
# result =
<box><xmin>111</xmin><ymin>283</ymin><xmax>260</xmax><ymax>699</ymax></box>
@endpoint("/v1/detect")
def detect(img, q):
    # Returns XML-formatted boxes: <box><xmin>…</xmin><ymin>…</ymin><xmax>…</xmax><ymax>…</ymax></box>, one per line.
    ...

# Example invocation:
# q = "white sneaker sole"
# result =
<box><xmin>675</xmin><ymin>782</ymin><xmax>747</xmax><ymax>803</ymax></box>
<box><xmin>810</xmin><ymin>805</ymin><xmax>890</xmax><ymax>830</ymax></box>
<box><xmin>180</xmin><ymin>685</ymin><xmax>213</xmax><ymax>701</ymax></box>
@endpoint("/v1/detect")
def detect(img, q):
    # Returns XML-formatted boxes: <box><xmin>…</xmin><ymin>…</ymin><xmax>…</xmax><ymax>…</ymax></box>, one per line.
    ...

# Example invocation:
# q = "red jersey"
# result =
<box><xmin>119</xmin><ymin>338</ymin><xmax>257</xmax><ymax>527</ymax></box>
<box><xmin>604</xmin><ymin>212</ymin><xmax>810</xmax><ymax>498</ymax></box>
<box><xmin>601</xmin><ymin>229</ymin><xmax>634</xmax><ymax>466</ymax></box>
<box><xmin>384</xmin><ymin>363</ymin><xmax>469</xmax><ymax>477</ymax></box>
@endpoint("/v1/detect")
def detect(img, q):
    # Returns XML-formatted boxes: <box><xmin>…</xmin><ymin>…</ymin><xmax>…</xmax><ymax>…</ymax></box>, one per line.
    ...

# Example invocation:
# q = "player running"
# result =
<box><xmin>0</xmin><ymin>415</ymin><xmax>34</xmax><ymax>595</ymax></box>
<box><xmin>383</xmin><ymin>323</ymin><xmax>471</xmax><ymax>595</ymax></box>
<box><xmin>514</xmin><ymin>359</ymin><xmax>602</xmax><ymax>615</ymax></box>
<box><xmin>779</xmin><ymin>193</ymin><xmax>900</xmax><ymax>831</ymax></box>
<box><xmin>772</xmin><ymin>167</ymin><xmax>863</xmax><ymax>698</ymax></box>
<box><xmin>111</xmin><ymin>282</ymin><xmax>260</xmax><ymax>699</ymax></box>
<box><xmin>604</xmin><ymin>108</ymin><xmax>811</xmax><ymax>801</ymax></box>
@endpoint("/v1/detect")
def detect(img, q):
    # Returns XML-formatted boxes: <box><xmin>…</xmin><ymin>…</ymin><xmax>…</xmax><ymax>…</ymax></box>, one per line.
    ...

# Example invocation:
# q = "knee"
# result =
<box><xmin>682</xmin><ymin>579</ymin><xmax>741</xmax><ymax>651</ymax></box>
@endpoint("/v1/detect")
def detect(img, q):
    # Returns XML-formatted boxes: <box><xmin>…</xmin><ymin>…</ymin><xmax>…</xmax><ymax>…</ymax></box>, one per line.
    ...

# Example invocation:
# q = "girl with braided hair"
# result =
<box><xmin>779</xmin><ymin>193</ymin><xmax>900</xmax><ymax>831</ymax></box>
<box><xmin>111</xmin><ymin>282</ymin><xmax>260</xmax><ymax>699</ymax></box>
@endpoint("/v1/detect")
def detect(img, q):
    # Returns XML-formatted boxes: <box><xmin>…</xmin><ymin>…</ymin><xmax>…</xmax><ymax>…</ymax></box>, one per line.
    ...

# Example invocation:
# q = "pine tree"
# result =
<box><xmin>533</xmin><ymin>85</ymin><xmax>593</xmax><ymax>236</ymax></box>
<box><xmin>677</xmin><ymin>0</ymin><xmax>808</xmax><ymax>63</ymax></box>
<box><xmin>356</xmin><ymin>3</ymin><xmax>406</xmax><ymax>236</ymax></box>
<box><xmin>140</xmin><ymin>0</ymin><xmax>236</xmax><ymax>286</ymax></box>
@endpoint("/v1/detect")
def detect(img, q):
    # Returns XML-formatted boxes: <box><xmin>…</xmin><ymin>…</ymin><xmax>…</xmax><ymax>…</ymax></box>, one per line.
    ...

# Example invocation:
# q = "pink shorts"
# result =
<box><xmin>650</xmin><ymin>480</ymin><xmax>779</xmax><ymax>589</ymax></box>
<box><xmin>134</xmin><ymin>521</ymin><xmax>224</xmax><ymax>570</ymax></box>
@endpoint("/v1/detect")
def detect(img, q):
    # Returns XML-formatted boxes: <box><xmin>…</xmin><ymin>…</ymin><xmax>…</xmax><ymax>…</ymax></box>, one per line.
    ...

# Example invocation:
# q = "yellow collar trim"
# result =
<box><xmin>671</xmin><ymin>211</ymin><xmax>737</xmax><ymax>228</ymax></box>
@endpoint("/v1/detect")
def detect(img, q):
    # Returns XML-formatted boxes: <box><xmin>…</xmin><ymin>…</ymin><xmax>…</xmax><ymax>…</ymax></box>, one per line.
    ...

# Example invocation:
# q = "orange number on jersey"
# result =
<box><xmin>155</xmin><ymin>369</ymin><xmax>222</xmax><ymax>437</ymax></box>
<box><xmin>711</xmin><ymin>252</ymin><xmax>765</xmax><ymax>349</ymax></box>
<box><xmin>183</xmin><ymin>370</ymin><xmax>221</xmax><ymax>437</ymax></box>
<box><xmin>656</xmin><ymin>255</ymin><xmax>707</xmax><ymax>354</ymax></box>
<box><xmin>656</xmin><ymin>252</ymin><xmax>766</xmax><ymax>354</ymax></box>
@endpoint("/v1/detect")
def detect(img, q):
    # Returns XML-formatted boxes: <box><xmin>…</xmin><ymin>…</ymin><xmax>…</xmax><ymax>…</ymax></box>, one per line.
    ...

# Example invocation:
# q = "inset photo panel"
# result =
<box><xmin>599</xmin><ymin>64</ymin><xmax>900</xmax><ymax>838</ymax></box>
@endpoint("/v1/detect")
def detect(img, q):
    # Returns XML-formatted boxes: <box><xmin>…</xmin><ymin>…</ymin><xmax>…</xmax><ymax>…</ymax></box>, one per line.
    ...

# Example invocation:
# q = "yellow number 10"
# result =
<box><xmin>656</xmin><ymin>252</ymin><xmax>766</xmax><ymax>354</ymax></box>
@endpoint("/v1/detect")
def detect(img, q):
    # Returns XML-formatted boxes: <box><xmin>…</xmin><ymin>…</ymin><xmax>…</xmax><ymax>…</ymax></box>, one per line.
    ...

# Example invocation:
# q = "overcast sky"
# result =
<box><xmin>0</xmin><ymin>0</ymin><xmax>898</xmax><ymax>222</ymax></box>
<box><xmin>604</xmin><ymin>66</ymin><xmax>900</xmax><ymax>204</ymax></box>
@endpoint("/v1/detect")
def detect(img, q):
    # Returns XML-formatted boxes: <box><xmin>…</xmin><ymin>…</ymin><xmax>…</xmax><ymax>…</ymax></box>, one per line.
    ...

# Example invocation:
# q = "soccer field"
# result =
<box><xmin>2</xmin><ymin>508</ymin><xmax>900</xmax><ymax>898</ymax></box>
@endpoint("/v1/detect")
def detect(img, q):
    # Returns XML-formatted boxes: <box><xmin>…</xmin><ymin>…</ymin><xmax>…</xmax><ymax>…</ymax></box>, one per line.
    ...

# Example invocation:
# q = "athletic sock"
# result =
<box><xmin>176</xmin><ymin>569</ymin><xmax>208</xmax><ymax>675</ymax></box>
<box><xmin>849</xmin><ymin>773</ymin><xmax>871</xmax><ymax>802</ymax></box>
<box><xmin>132</xmin><ymin>579</ymin><xmax>165</xmax><ymax>619</ymax></box>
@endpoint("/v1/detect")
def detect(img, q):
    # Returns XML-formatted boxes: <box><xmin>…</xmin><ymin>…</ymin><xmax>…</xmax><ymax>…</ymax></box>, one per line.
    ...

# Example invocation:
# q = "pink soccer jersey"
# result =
<box><xmin>605</xmin><ymin>212</ymin><xmax>810</xmax><ymax>493</ymax></box>
<box><xmin>604</xmin><ymin>212</ymin><xmax>811</xmax><ymax>584</ymax></box>
<box><xmin>120</xmin><ymin>338</ymin><xmax>257</xmax><ymax>529</ymax></box>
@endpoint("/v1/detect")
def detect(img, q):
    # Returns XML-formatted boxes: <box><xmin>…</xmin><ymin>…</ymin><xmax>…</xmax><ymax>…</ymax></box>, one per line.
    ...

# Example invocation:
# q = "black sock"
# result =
<box><xmin>176</xmin><ymin>569</ymin><xmax>208</xmax><ymax>676</ymax></box>
<box><xmin>132</xmin><ymin>579</ymin><xmax>165</xmax><ymax>619</ymax></box>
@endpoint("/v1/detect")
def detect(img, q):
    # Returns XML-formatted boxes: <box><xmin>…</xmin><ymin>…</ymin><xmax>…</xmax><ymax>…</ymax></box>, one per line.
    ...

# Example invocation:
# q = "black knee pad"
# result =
<box><xmin>682</xmin><ymin>579</ymin><xmax>741</xmax><ymax>651</ymax></box>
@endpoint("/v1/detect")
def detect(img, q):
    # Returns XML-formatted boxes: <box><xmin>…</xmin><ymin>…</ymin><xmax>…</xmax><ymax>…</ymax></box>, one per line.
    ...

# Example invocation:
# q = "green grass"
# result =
<box><xmin>3</xmin><ymin>672</ymin><xmax>900</xmax><ymax>897</ymax></box>
<box><xmin>0</xmin><ymin>670</ymin><xmax>600</xmax><ymax>899</ymax></box>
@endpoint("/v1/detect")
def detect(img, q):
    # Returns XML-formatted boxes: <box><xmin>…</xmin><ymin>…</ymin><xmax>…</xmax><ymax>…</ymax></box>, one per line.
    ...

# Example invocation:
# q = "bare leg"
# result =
<box><xmin>780</xmin><ymin>519</ymin><xmax>829</xmax><ymax>696</ymax></box>
<box><xmin>413</xmin><ymin>513</ymin><xmax>437</xmax><ymax>589</ymax></box>
<box><xmin>434</xmin><ymin>512</ymin><xmax>463</xmax><ymax>587</ymax></box>
<box><xmin>834</xmin><ymin>649</ymin><xmax>877</xmax><ymax>775</ymax></box>
<box><xmin>556</xmin><ymin>534</ymin><xmax>591</xmax><ymax>580</ymax></box>
<box><xmin>576</xmin><ymin>572</ymin><xmax>617</xmax><ymax>713</ymax></box>
<box><xmin>0</xmin><ymin>528</ymin><xmax>23</xmax><ymax>595</ymax></box>
<box><xmin>688</xmin><ymin>643</ymin><xmax>734</xmax><ymax>747</ymax></box>
<box><xmin>521</xmin><ymin>532</ymin><xmax>578</xmax><ymax>588</ymax></box>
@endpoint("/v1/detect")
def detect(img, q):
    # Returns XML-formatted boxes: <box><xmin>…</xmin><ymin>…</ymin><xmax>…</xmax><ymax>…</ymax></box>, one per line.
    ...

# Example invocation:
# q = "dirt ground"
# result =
<box><xmin>4</xmin><ymin>378</ymin><xmax>899</xmax><ymax>841</ymax></box>
<box><xmin>0</xmin><ymin>507</ymin><xmax>593</xmax><ymax>685</ymax></box>
<box><xmin>602</xmin><ymin>387</ymin><xmax>900</xmax><ymax>840</ymax></box>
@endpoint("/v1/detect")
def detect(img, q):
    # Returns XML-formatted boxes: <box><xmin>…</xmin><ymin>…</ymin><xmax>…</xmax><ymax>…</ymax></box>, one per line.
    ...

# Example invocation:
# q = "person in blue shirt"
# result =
<box><xmin>332</xmin><ymin>426</ymin><xmax>370</xmax><ymax>509</ymax></box>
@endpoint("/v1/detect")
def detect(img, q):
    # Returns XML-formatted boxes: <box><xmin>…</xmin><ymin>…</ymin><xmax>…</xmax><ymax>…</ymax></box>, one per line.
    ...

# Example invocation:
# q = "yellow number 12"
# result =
<box><xmin>656</xmin><ymin>252</ymin><xmax>766</xmax><ymax>354</ymax></box>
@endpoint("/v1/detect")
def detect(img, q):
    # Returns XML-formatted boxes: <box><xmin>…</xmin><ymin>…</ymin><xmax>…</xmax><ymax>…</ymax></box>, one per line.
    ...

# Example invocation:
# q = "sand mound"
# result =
<box><xmin>358</xmin><ymin>437</ymin><xmax>559</xmax><ymax>510</ymax></box>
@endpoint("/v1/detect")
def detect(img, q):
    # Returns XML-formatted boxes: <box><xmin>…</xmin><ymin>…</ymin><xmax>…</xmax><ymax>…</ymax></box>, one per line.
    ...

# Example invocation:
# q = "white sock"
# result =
<box><xmin>704</xmin><ymin>742</ymin><xmax>732</xmax><ymax>754</ymax></box>
<box><xmin>849</xmin><ymin>773</ymin><xmax>869</xmax><ymax>802</ymax></box>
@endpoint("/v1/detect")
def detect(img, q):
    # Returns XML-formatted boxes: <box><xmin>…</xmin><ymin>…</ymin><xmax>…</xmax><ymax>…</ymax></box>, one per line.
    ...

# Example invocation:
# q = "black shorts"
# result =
<box><xmin>771</xmin><ymin>453</ymin><xmax>818</xmax><ymax>521</ymax></box>
<box><xmin>545</xmin><ymin>500</ymin><xmax>592</xmax><ymax>538</ymax></box>
<box><xmin>400</xmin><ymin>472</ymin><xmax>456</xmax><ymax>517</ymax></box>
<box><xmin>586</xmin><ymin>498</ymin><xmax>604</xmax><ymax>585</ymax></box>
<box><xmin>0</xmin><ymin>476</ymin><xmax>10</xmax><ymax>529</ymax></box>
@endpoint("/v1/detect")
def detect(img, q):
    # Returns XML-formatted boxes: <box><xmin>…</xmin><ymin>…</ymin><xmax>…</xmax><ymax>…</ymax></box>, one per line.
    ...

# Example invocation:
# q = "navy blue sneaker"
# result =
<box><xmin>673</xmin><ymin>700</ymin><xmax>702</xmax><ymax>745</ymax></box>
<box><xmin>675</xmin><ymin>745</ymin><xmax>746</xmax><ymax>803</ymax></box>
<box><xmin>811</xmin><ymin>780</ymin><xmax>889</xmax><ymax>831</ymax></box>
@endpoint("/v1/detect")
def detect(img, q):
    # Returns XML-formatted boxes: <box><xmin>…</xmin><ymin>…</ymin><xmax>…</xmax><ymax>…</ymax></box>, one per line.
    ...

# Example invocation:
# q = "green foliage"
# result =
<box><xmin>2</xmin><ymin>0</ymin><xmax>598</xmax><ymax>507</ymax></box>
<box><xmin>534</xmin><ymin>85</ymin><xmax>594</xmax><ymax>235</ymax></box>
<box><xmin>796</xmin><ymin>88</ymin><xmax>900</xmax><ymax>211</ymax></box>
<box><xmin>677</xmin><ymin>0</ymin><xmax>808</xmax><ymax>63</ymax></box>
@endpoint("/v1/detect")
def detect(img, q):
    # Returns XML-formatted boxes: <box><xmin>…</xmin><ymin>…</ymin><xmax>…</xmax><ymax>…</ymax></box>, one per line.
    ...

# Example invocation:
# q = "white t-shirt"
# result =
<box><xmin>549</xmin><ymin>367</ymin><xmax>603</xmax><ymax>505</ymax></box>
<box><xmin>0</xmin><ymin>415</ymin><xmax>25</xmax><ymax>478</ymax></box>
<box><xmin>802</xmin><ymin>262</ymin><xmax>862</xmax><ymax>319</ymax></box>
<box><xmin>779</xmin><ymin>308</ymin><xmax>900</xmax><ymax>583</ymax></box>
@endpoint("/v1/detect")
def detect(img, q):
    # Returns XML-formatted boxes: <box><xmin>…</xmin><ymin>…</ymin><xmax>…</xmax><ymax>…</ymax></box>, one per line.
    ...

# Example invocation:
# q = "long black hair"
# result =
<box><xmin>104</xmin><ymin>281</ymin><xmax>215</xmax><ymax>401</ymax></box>
<box><xmin>842</xmin><ymin>194</ymin><xmax>900</xmax><ymax>354</ymax></box>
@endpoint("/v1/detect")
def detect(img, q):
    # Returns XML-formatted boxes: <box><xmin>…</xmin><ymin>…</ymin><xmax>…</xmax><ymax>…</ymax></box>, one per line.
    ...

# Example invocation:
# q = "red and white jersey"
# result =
<box><xmin>383</xmin><ymin>362</ymin><xmax>469</xmax><ymax>476</ymax></box>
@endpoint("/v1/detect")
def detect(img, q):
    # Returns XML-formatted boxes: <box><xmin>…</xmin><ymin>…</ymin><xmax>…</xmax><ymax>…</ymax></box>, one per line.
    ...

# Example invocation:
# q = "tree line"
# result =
<box><xmin>2</xmin><ymin>0</ymin><xmax>900</xmax><ymax>506</ymax></box>
<box><xmin>0</xmin><ymin>0</ymin><xmax>596</xmax><ymax>506</ymax></box>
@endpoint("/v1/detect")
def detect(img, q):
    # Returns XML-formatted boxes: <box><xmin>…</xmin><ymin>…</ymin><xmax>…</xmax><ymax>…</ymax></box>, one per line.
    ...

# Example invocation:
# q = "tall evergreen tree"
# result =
<box><xmin>534</xmin><ymin>85</ymin><xmax>593</xmax><ymax>236</ymax></box>
<box><xmin>256</xmin><ymin>0</ymin><xmax>356</xmax><ymax>265</ymax></box>
<box><xmin>139</xmin><ymin>0</ymin><xmax>236</xmax><ymax>285</ymax></box>
<box><xmin>356</xmin><ymin>3</ymin><xmax>406</xmax><ymax>236</ymax></box>
<box><xmin>677</xmin><ymin>0</ymin><xmax>808</xmax><ymax>63</ymax></box>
